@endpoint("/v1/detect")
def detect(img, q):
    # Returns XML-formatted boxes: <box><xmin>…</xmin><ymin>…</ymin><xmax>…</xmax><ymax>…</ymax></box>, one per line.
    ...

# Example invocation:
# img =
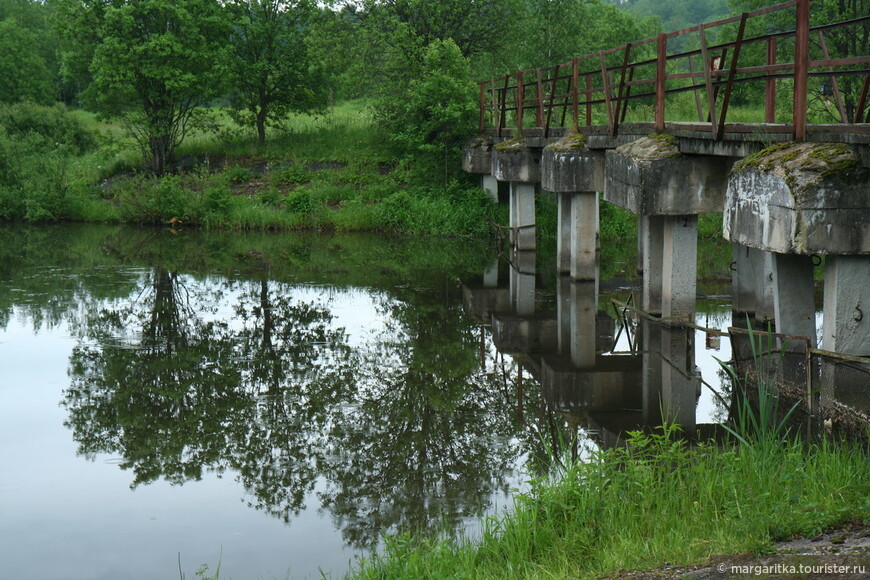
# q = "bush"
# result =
<box><xmin>269</xmin><ymin>164</ymin><xmax>309</xmax><ymax>186</ymax></box>
<box><xmin>0</xmin><ymin>102</ymin><xmax>97</xmax><ymax>154</ymax></box>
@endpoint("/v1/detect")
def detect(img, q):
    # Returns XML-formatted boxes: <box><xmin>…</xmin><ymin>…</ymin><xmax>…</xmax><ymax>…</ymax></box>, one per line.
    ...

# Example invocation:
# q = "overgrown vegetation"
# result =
<box><xmin>347</xmin><ymin>422</ymin><xmax>870</xmax><ymax>579</ymax></box>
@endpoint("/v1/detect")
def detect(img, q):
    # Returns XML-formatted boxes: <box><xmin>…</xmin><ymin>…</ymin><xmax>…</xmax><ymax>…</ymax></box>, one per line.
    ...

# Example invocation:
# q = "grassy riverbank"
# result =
<box><xmin>1</xmin><ymin>101</ymin><xmax>725</xmax><ymax>243</ymax></box>
<box><xmin>1</xmin><ymin>101</ymin><xmax>507</xmax><ymax>237</ymax></box>
<box><xmin>347</xmin><ymin>427</ymin><xmax>870</xmax><ymax>579</ymax></box>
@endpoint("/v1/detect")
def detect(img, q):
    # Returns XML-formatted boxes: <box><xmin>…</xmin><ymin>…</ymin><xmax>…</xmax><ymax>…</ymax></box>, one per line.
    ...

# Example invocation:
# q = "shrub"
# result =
<box><xmin>0</xmin><ymin>102</ymin><xmax>97</xmax><ymax>154</ymax></box>
<box><xmin>269</xmin><ymin>164</ymin><xmax>309</xmax><ymax>186</ymax></box>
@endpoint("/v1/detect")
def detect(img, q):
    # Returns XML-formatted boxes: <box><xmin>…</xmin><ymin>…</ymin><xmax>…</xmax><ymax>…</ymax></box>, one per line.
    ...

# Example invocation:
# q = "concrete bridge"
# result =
<box><xmin>463</xmin><ymin>0</ymin><xmax>870</xmax><ymax>362</ymax></box>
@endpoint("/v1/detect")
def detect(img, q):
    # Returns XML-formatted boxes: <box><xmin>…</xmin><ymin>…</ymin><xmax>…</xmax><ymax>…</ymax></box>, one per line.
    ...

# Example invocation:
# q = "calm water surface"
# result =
<box><xmin>0</xmin><ymin>225</ymin><xmax>737</xmax><ymax>580</ymax></box>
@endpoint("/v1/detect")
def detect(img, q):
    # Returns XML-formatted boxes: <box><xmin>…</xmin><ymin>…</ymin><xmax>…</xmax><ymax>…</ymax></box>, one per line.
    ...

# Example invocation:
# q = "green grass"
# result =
<box><xmin>347</xmin><ymin>425</ymin><xmax>870</xmax><ymax>579</ymax></box>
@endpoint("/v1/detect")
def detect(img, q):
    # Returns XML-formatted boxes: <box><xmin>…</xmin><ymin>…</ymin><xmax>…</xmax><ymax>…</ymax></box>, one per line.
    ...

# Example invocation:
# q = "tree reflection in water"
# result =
<box><xmin>63</xmin><ymin>267</ymin><xmax>525</xmax><ymax>549</ymax></box>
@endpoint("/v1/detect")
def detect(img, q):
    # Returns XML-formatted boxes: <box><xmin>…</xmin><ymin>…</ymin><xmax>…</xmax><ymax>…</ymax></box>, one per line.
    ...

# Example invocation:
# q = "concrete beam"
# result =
<box><xmin>604</xmin><ymin>135</ymin><xmax>728</xmax><ymax>215</ymax></box>
<box><xmin>462</xmin><ymin>138</ymin><xmax>493</xmax><ymax>174</ymax></box>
<box><xmin>493</xmin><ymin>142</ymin><xmax>542</xmax><ymax>183</ymax></box>
<box><xmin>724</xmin><ymin>142</ymin><xmax>870</xmax><ymax>255</ymax></box>
<box><xmin>541</xmin><ymin>136</ymin><xmax>605</xmax><ymax>193</ymax></box>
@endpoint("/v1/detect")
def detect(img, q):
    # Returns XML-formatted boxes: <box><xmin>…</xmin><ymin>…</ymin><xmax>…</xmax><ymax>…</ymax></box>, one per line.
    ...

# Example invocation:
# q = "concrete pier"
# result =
<box><xmin>724</xmin><ymin>142</ymin><xmax>870</xmax><ymax>349</ymax></box>
<box><xmin>541</xmin><ymin>135</ymin><xmax>605</xmax><ymax>280</ymax></box>
<box><xmin>493</xmin><ymin>140</ymin><xmax>543</xmax><ymax>251</ymax></box>
<box><xmin>605</xmin><ymin>135</ymin><xmax>728</xmax><ymax>316</ymax></box>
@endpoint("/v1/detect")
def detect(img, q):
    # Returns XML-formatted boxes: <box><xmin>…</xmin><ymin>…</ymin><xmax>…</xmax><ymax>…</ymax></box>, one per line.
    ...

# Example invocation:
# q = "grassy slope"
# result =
<box><xmin>20</xmin><ymin>102</ymin><xmax>502</xmax><ymax>238</ymax></box>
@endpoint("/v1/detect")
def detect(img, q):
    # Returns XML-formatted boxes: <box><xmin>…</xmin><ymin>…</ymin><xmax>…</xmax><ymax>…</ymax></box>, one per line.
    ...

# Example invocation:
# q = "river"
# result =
<box><xmin>0</xmin><ymin>224</ymin><xmax>738</xmax><ymax>579</ymax></box>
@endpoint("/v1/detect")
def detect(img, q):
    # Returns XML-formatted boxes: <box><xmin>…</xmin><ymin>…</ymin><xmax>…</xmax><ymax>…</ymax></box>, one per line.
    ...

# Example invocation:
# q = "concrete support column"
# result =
<box><xmin>823</xmin><ymin>255</ymin><xmax>870</xmax><ymax>356</ymax></box>
<box><xmin>482</xmin><ymin>174</ymin><xmax>499</xmax><ymax>203</ymax></box>
<box><xmin>661</xmin><ymin>215</ymin><xmax>698</xmax><ymax>318</ymax></box>
<box><xmin>556</xmin><ymin>194</ymin><xmax>572</xmax><ymax>274</ymax></box>
<box><xmin>570</xmin><ymin>281</ymin><xmax>599</xmax><ymax>368</ymax></box>
<box><xmin>756</xmin><ymin>251</ymin><xmax>776</xmax><ymax>324</ymax></box>
<box><xmin>637</xmin><ymin>215</ymin><xmax>646</xmax><ymax>275</ymax></box>
<box><xmin>571</xmin><ymin>192</ymin><xmax>599</xmax><ymax>281</ymax></box>
<box><xmin>732</xmin><ymin>243</ymin><xmax>758</xmax><ymax>314</ymax></box>
<box><xmin>510</xmin><ymin>182</ymin><xmax>536</xmax><ymax>251</ymax></box>
<box><xmin>772</xmin><ymin>253</ymin><xmax>817</xmax><ymax>347</ymax></box>
<box><xmin>641</xmin><ymin>215</ymin><xmax>665</xmax><ymax>315</ymax></box>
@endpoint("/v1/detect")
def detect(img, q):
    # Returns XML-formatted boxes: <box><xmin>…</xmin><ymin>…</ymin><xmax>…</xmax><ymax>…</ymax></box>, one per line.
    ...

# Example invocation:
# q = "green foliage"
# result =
<box><xmin>0</xmin><ymin>102</ymin><xmax>97</xmax><ymax>154</ymax></box>
<box><xmin>224</xmin><ymin>165</ymin><xmax>254</xmax><ymax>184</ymax></box>
<box><xmin>0</xmin><ymin>17</ymin><xmax>55</xmax><ymax>104</ymax></box>
<box><xmin>60</xmin><ymin>0</ymin><xmax>232</xmax><ymax>175</ymax></box>
<box><xmin>500</xmin><ymin>0</ymin><xmax>655</xmax><ymax>72</ymax></box>
<box><xmin>381</xmin><ymin>39</ymin><xmax>478</xmax><ymax>182</ymax></box>
<box><xmin>0</xmin><ymin>103</ymin><xmax>101</xmax><ymax>222</ymax></box>
<box><xmin>226</xmin><ymin>0</ymin><xmax>324</xmax><ymax>144</ymax></box>
<box><xmin>268</xmin><ymin>163</ymin><xmax>309</xmax><ymax>186</ymax></box>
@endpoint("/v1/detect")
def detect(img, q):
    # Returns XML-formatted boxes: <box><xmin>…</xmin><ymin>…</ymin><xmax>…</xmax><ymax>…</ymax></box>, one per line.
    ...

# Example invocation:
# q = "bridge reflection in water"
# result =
<box><xmin>463</xmin><ymin>252</ymin><xmax>870</xmax><ymax>453</ymax></box>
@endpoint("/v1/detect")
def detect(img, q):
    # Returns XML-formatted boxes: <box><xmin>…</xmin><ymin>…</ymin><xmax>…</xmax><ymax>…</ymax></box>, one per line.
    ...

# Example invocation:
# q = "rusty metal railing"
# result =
<box><xmin>480</xmin><ymin>0</ymin><xmax>870</xmax><ymax>141</ymax></box>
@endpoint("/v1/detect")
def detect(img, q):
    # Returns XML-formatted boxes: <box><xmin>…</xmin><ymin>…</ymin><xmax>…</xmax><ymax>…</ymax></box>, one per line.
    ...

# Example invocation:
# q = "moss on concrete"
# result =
<box><xmin>493</xmin><ymin>136</ymin><xmax>526</xmax><ymax>152</ymax></box>
<box><xmin>544</xmin><ymin>132</ymin><xmax>587</xmax><ymax>152</ymax></box>
<box><xmin>613</xmin><ymin>134</ymin><xmax>680</xmax><ymax>161</ymax></box>
<box><xmin>731</xmin><ymin>142</ymin><xmax>864</xmax><ymax>192</ymax></box>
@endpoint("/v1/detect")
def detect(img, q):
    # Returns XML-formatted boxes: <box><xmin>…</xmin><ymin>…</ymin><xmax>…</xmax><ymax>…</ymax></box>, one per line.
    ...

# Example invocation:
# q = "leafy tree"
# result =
<box><xmin>227</xmin><ymin>0</ymin><xmax>323</xmax><ymax>144</ymax></box>
<box><xmin>0</xmin><ymin>1</ymin><xmax>58</xmax><ymax>103</ymax></box>
<box><xmin>382</xmin><ymin>39</ymin><xmax>478</xmax><ymax>182</ymax></box>
<box><xmin>0</xmin><ymin>20</ymin><xmax>53</xmax><ymax>104</ymax></box>
<box><xmin>56</xmin><ymin>0</ymin><xmax>231</xmax><ymax>175</ymax></box>
<box><xmin>305</xmin><ymin>3</ymin><xmax>369</xmax><ymax>101</ymax></box>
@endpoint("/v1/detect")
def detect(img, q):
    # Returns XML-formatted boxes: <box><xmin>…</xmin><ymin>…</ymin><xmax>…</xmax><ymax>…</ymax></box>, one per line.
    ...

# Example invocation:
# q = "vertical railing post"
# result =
<box><xmin>655</xmin><ymin>33</ymin><xmax>667</xmax><ymax>132</ymax></box>
<box><xmin>585</xmin><ymin>76</ymin><xmax>593</xmax><ymax>127</ymax></box>
<box><xmin>572</xmin><ymin>58</ymin><xmax>580</xmax><ymax>131</ymax></box>
<box><xmin>793</xmin><ymin>0</ymin><xmax>810</xmax><ymax>141</ymax></box>
<box><xmin>516</xmin><ymin>72</ymin><xmax>525</xmax><ymax>134</ymax></box>
<box><xmin>479</xmin><ymin>81</ymin><xmax>487</xmax><ymax>133</ymax></box>
<box><xmin>536</xmin><ymin>71</ymin><xmax>545</xmax><ymax>128</ymax></box>
<box><xmin>765</xmin><ymin>37</ymin><xmax>777</xmax><ymax>123</ymax></box>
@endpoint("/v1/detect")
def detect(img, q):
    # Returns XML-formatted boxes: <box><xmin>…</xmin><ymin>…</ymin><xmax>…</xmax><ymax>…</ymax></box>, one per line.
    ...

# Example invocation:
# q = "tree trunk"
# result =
<box><xmin>256</xmin><ymin>106</ymin><xmax>268</xmax><ymax>145</ymax></box>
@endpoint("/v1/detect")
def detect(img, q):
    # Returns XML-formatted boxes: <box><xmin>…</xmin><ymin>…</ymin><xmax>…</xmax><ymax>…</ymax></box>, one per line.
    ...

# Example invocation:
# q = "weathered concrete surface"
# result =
<box><xmin>510</xmin><ymin>183</ymin><xmax>537</xmax><ymax>250</ymax></box>
<box><xmin>723</xmin><ymin>142</ymin><xmax>870</xmax><ymax>255</ymax></box>
<box><xmin>481</xmin><ymin>174</ymin><xmax>498</xmax><ymax>202</ymax></box>
<box><xmin>492</xmin><ymin>139</ymin><xmax>542</xmax><ymax>183</ymax></box>
<box><xmin>772</xmin><ymin>253</ymin><xmax>817</xmax><ymax>346</ymax></box>
<box><xmin>462</xmin><ymin>137</ymin><xmax>493</xmax><ymax>174</ymax></box>
<box><xmin>492</xmin><ymin>313</ymin><xmax>558</xmax><ymax>355</ymax></box>
<box><xmin>541</xmin><ymin>134</ymin><xmax>605</xmax><ymax>193</ymax></box>
<box><xmin>570</xmin><ymin>192</ymin><xmax>599</xmax><ymax>281</ymax></box>
<box><xmin>641</xmin><ymin>215</ymin><xmax>665</xmax><ymax>315</ymax></box>
<box><xmin>661</xmin><ymin>215</ymin><xmax>698</xmax><ymax>317</ymax></box>
<box><xmin>604</xmin><ymin>135</ymin><xmax>729</xmax><ymax>215</ymax></box>
<box><xmin>823</xmin><ymin>255</ymin><xmax>870</xmax><ymax>355</ymax></box>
